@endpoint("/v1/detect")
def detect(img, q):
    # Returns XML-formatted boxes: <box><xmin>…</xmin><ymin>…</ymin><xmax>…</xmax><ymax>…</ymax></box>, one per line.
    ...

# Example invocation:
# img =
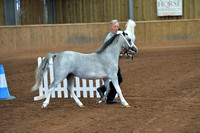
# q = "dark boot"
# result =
<box><xmin>106</xmin><ymin>82</ymin><xmax>120</xmax><ymax>104</ymax></box>
<box><xmin>97</xmin><ymin>85</ymin><xmax>106</xmax><ymax>98</ymax></box>
<box><xmin>106</xmin><ymin>66</ymin><xmax>123</xmax><ymax>104</ymax></box>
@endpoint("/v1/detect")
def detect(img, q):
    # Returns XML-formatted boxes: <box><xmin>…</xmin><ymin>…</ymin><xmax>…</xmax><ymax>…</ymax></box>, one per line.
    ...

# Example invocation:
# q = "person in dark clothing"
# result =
<box><xmin>97</xmin><ymin>66</ymin><xmax>123</xmax><ymax>104</ymax></box>
<box><xmin>97</xmin><ymin>19</ymin><xmax>123</xmax><ymax>104</ymax></box>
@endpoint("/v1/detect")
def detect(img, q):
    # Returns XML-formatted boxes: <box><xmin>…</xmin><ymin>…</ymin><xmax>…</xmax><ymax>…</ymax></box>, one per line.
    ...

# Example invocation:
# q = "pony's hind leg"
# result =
<box><xmin>42</xmin><ymin>87</ymin><xmax>54</xmax><ymax>108</ymax></box>
<box><xmin>67</xmin><ymin>74</ymin><xmax>84</xmax><ymax>107</ymax></box>
<box><xmin>42</xmin><ymin>79</ymin><xmax>62</xmax><ymax>108</ymax></box>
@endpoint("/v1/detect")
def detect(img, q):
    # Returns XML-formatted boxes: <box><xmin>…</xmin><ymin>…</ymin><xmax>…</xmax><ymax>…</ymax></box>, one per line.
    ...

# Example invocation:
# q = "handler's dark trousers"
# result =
<box><xmin>97</xmin><ymin>66</ymin><xmax>123</xmax><ymax>101</ymax></box>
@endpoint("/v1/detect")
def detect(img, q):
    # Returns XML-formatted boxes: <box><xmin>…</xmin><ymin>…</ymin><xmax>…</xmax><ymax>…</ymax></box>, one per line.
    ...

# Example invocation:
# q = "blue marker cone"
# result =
<box><xmin>0</xmin><ymin>65</ymin><xmax>15</xmax><ymax>101</ymax></box>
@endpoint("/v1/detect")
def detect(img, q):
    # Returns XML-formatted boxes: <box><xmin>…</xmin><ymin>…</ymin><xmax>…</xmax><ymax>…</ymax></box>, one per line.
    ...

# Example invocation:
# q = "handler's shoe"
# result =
<box><xmin>97</xmin><ymin>88</ymin><xmax>104</xmax><ymax>98</ymax></box>
<box><xmin>107</xmin><ymin>100</ymin><xmax>120</xmax><ymax>104</ymax></box>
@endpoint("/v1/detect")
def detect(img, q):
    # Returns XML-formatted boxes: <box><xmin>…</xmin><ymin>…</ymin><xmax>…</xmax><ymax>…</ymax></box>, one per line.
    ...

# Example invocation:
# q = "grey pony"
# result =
<box><xmin>31</xmin><ymin>20</ymin><xmax>137</xmax><ymax>108</ymax></box>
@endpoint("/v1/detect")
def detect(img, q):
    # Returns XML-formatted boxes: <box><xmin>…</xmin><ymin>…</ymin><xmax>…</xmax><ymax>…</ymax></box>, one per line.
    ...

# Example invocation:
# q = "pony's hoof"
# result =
<box><xmin>125</xmin><ymin>105</ymin><xmax>131</xmax><ymax>108</ymax></box>
<box><xmin>80</xmin><ymin>105</ymin><xmax>85</xmax><ymax>108</ymax></box>
<box><xmin>96</xmin><ymin>100</ymin><xmax>102</xmax><ymax>104</ymax></box>
<box><xmin>41</xmin><ymin>103</ymin><xmax>47</xmax><ymax>108</ymax></box>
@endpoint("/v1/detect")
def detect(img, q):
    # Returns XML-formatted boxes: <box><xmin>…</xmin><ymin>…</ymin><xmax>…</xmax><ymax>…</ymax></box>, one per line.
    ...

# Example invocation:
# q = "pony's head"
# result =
<box><xmin>118</xmin><ymin>20</ymin><xmax>137</xmax><ymax>53</ymax></box>
<box><xmin>124</xmin><ymin>20</ymin><xmax>138</xmax><ymax>53</ymax></box>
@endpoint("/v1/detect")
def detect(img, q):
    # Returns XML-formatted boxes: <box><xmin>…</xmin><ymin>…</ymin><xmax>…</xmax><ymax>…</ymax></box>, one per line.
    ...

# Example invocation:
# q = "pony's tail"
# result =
<box><xmin>31</xmin><ymin>53</ymin><xmax>57</xmax><ymax>92</ymax></box>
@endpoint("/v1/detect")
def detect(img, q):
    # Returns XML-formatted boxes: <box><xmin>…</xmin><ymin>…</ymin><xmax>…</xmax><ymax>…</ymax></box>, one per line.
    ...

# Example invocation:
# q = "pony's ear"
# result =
<box><xmin>122</xmin><ymin>31</ymin><xmax>126</xmax><ymax>36</ymax></box>
<box><xmin>122</xmin><ymin>31</ymin><xmax>128</xmax><ymax>36</ymax></box>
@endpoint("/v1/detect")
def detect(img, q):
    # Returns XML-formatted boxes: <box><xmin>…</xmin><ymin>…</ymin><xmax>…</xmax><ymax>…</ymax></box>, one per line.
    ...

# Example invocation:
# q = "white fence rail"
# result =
<box><xmin>34</xmin><ymin>57</ymin><xmax>103</xmax><ymax>101</ymax></box>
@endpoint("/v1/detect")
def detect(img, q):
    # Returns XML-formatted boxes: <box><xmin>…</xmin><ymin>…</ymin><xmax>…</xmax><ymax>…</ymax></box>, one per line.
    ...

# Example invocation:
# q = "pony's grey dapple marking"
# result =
<box><xmin>31</xmin><ymin>20</ymin><xmax>137</xmax><ymax>108</ymax></box>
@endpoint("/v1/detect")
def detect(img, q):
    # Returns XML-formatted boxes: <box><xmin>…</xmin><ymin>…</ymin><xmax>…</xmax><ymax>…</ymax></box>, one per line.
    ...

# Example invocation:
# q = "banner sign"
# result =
<box><xmin>157</xmin><ymin>0</ymin><xmax>183</xmax><ymax>16</ymax></box>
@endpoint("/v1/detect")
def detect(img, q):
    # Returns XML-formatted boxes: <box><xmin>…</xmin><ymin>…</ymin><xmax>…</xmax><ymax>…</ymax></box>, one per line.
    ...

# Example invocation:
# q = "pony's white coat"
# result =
<box><xmin>31</xmin><ymin>20</ymin><xmax>137</xmax><ymax>108</ymax></box>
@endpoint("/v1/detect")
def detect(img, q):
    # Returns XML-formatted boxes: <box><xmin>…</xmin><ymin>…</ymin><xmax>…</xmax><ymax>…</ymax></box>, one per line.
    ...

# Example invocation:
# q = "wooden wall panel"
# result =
<box><xmin>0</xmin><ymin>19</ymin><xmax>199</xmax><ymax>52</ymax></box>
<box><xmin>54</xmin><ymin>0</ymin><xmax>129</xmax><ymax>23</ymax></box>
<box><xmin>17</xmin><ymin>0</ymin><xmax>49</xmax><ymax>25</ymax></box>
<box><xmin>0</xmin><ymin>0</ymin><xmax>4</xmax><ymax>25</ymax></box>
<box><xmin>133</xmin><ymin>0</ymin><xmax>200</xmax><ymax>21</ymax></box>
<box><xmin>135</xmin><ymin>19</ymin><xmax>200</xmax><ymax>47</ymax></box>
<box><xmin>1</xmin><ymin>0</ymin><xmax>199</xmax><ymax>25</ymax></box>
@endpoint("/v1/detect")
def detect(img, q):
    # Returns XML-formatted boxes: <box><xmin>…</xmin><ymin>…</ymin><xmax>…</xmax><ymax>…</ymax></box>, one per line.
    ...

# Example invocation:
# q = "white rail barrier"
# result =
<box><xmin>34</xmin><ymin>57</ymin><xmax>103</xmax><ymax>101</ymax></box>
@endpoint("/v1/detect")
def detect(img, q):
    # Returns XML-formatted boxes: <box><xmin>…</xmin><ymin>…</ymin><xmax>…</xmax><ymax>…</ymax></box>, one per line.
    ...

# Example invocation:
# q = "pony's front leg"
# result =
<box><xmin>67</xmin><ymin>75</ymin><xmax>84</xmax><ymax>108</ymax></box>
<box><xmin>97</xmin><ymin>79</ymin><xmax>110</xmax><ymax>104</ymax></box>
<box><xmin>67</xmin><ymin>74</ymin><xmax>84</xmax><ymax>107</ymax></box>
<box><xmin>111</xmin><ymin>80</ymin><xmax>130</xmax><ymax>107</ymax></box>
<box><xmin>70</xmin><ymin>90</ymin><xmax>84</xmax><ymax>107</ymax></box>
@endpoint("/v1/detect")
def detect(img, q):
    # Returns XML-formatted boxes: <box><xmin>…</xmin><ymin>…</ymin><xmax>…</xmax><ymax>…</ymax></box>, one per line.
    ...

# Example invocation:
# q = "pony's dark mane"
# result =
<box><xmin>96</xmin><ymin>34</ymin><xmax>120</xmax><ymax>54</ymax></box>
